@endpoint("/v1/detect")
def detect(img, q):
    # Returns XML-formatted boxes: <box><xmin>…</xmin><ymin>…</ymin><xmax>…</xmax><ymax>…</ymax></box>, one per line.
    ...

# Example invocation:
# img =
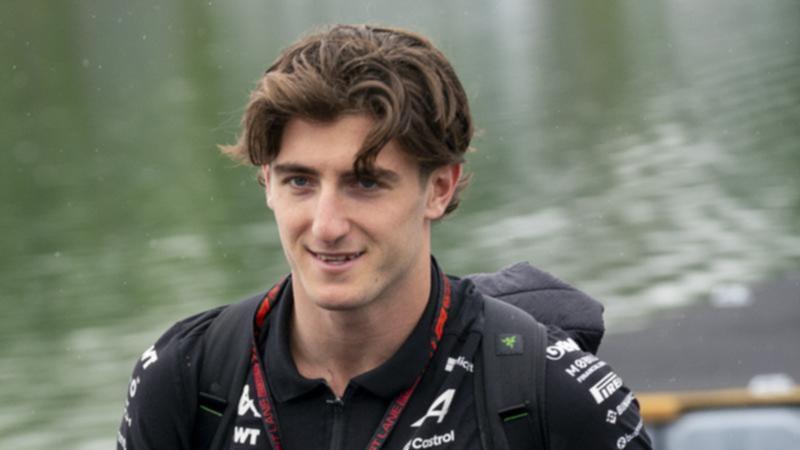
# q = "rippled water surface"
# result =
<box><xmin>1</xmin><ymin>0</ymin><xmax>799</xmax><ymax>447</ymax></box>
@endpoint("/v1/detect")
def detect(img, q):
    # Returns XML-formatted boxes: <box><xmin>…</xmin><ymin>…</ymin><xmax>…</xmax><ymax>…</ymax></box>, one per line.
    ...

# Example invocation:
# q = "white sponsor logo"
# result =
<box><xmin>565</xmin><ymin>354</ymin><xmax>598</xmax><ymax>377</ymax></box>
<box><xmin>613</xmin><ymin>392</ymin><xmax>635</xmax><ymax>417</ymax></box>
<box><xmin>238</xmin><ymin>385</ymin><xmax>261</xmax><ymax>418</ymax></box>
<box><xmin>616</xmin><ymin>419</ymin><xmax>643</xmax><ymax>449</ymax></box>
<box><xmin>141</xmin><ymin>345</ymin><xmax>158</xmax><ymax>370</ymax></box>
<box><xmin>576</xmin><ymin>361</ymin><xmax>607</xmax><ymax>383</ymax></box>
<box><xmin>403</xmin><ymin>430</ymin><xmax>455</xmax><ymax>450</ymax></box>
<box><xmin>589</xmin><ymin>372</ymin><xmax>623</xmax><ymax>404</ymax></box>
<box><xmin>445</xmin><ymin>356</ymin><xmax>474</xmax><ymax>373</ymax></box>
<box><xmin>411</xmin><ymin>389</ymin><xmax>455</xmax><ymax>427</ymax></box>
<box><xmin>546</xmin><ymin>338</ymin><xmax>581</xmax><ymax>360</ymax></box>
<box><xmin>122</xmin><ymin>398</ymin><xmax>133</xmax><ymax>427</ymax></box>
<box><xmin>117</xmin><ymin>431</ymin><xmax>127</xmax><ymax>450</ymax></box>
<box><xmin>606</xmin><ymin>410</ymin><xmax>618</xmax><ymax>424</ymax></box>
<box><xmin>128</xmin><ymin>376</ymin><xmax>141</xmax><ymax>398</ymax></box>
<box><xmin>233</xmin><ymin>426</ymin><xmax>262</xmax><ymax>446</ymax></box>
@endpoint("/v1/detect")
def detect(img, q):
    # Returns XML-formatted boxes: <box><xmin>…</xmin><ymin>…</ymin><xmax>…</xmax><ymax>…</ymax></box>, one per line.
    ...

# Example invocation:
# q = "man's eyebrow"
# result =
<box><xmin>352</xmin><ymin>168</ymin><xmax>400</xmax><ymax>183</ymax></box>
<box><xmin>271</xmin><ymin>163</ymin><xmax>319</xmax><ymax>176</ymax></box>
<box><xmin>272</xmin><ymin>163</ymin><xmax>401</xmax><ymax>183</ymax></box>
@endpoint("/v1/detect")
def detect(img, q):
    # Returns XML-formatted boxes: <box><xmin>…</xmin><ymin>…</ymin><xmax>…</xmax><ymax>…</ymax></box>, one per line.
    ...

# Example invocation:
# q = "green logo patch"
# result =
<box><xmin>496</xmin><ymin>333</ymin><xmax>523</xmax><ymax>355</ymax></box>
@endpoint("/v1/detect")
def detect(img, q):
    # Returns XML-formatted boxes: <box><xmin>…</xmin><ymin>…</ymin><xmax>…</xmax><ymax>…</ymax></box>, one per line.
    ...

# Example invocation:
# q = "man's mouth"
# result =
<box><xmin>310</xmin><ymin>250</ymin><xmax>365</xmax><ymax>265</ymax></box>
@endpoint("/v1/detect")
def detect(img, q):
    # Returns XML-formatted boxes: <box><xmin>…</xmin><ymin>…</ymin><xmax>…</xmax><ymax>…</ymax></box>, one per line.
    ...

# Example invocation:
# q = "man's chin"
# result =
<box><xmin>311</xmin><ymin>294</ymin><xmax>370</xmax><ymax>312</ymax></box>
<box><xmin>294</xmin><ymin>280</ymin><xmax>356</xmax><ymax>308</ymax></box>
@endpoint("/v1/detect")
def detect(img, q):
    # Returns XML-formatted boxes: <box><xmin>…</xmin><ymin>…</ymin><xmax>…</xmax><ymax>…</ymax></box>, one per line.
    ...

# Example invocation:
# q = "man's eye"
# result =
<box><xmin>356</xmin><ymin>178</ymin><xmax>379</xmax><ymax>190</ymax></box>
<box><xmin>287</xmin><ymin>176</ymin><xmax>310</xmax><ymax>188</ymax></box>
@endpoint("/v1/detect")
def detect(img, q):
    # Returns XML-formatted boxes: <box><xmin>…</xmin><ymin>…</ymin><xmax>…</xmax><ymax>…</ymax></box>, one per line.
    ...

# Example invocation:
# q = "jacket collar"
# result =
<box><xmin>264</xmin><ymin>261</ymin><xmax>442</xmax><ymax>402</ymax></box>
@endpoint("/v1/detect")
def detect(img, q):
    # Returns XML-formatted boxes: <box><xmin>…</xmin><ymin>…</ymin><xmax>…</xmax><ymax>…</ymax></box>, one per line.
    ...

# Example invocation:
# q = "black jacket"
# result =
<box><xmin>118</xmin><ymin>262</ymin><xmax>652</xmax><ymax>450</ymax></box>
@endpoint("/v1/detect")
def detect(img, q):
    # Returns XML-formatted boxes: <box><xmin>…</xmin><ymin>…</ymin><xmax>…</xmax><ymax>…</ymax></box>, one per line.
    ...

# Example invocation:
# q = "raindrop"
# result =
<box><xmin>142</xmin><ymin>34</ymin><xmax>147</xmax><ymax>40</ymax></box>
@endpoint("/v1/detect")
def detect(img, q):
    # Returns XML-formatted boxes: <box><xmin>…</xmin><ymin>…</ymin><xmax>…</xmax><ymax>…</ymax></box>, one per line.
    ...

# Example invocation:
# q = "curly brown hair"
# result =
<box><xmin>220</xmin><ymin>24</ymin><xmax>474</xmax><ymax>216</ymax></box>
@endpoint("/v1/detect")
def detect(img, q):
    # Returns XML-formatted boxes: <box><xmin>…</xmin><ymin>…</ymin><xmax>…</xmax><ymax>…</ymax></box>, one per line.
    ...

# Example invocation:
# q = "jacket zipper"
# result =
<box><xmin>328</xmin><ymin>397</ymin><xmax>345</xmax><ymax>450</ymax></box>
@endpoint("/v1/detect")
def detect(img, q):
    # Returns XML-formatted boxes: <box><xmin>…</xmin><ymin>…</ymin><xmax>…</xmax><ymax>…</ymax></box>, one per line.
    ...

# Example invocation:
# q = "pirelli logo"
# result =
<box><xmin>589</xmin><ymin>372</ymin><xmax>623</xmax><ymax>404</ymax></box>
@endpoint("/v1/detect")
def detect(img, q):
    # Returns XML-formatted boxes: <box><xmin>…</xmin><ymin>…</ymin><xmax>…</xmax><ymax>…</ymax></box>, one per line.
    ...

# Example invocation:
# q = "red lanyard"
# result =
<box><xmin>249</xmin><ymin>274</ymin><xmax>452</xmax><ymax>450</ymax></box>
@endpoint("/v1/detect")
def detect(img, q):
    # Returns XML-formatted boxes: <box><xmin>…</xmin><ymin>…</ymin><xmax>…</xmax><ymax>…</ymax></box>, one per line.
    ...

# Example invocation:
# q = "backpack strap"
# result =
<box><xmin>478</xmin><ymin>294</ymin><xmax>549</xmax><ymax>450</ymax></box>
<box><xmin>191</xmin><ymin>292</ymin><xmax>266</xmax><ymax>450</ymax></box>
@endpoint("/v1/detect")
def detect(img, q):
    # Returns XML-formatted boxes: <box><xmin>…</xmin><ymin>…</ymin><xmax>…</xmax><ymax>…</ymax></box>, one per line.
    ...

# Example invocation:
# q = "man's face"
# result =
<box><xmin>264</xmin><ymin>114</ymin><xmax>459</xmax><ymax>313</ymax></box>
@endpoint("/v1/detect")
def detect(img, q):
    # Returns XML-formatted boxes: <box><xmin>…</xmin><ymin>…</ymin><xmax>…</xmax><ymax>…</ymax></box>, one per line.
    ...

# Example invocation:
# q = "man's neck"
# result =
<box><xmin>289</xmin><ymin>262</ymin><xmax>432</xmax><ymax>398</ymax></box>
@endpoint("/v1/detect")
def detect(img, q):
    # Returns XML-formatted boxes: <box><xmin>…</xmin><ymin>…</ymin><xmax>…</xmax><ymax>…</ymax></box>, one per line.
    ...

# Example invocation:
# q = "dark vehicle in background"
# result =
<box><xmin>639</xmin><ymin>380</ymin><xmax>800</xmax><ymax>449</ymax></box>
<box><xmin>601</xmin><ymin>275</ymin><xmax>800</xmax><ymax>449</ymax></box>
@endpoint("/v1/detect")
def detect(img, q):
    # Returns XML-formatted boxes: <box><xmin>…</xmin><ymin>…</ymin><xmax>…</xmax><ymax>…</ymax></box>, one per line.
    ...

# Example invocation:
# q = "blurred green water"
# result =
<box><xmin>1</xmin><ymin>0</ymin><xmax>798</xmax><ymax>447</ymax></box>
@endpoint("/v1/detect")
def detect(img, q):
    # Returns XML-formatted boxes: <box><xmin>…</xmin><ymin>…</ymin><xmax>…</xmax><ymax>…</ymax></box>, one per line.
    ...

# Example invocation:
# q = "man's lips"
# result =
<box><xmin>308</xmin><ymin>249</ymin><xmax>365</xmax><ymax>264</ymax></box>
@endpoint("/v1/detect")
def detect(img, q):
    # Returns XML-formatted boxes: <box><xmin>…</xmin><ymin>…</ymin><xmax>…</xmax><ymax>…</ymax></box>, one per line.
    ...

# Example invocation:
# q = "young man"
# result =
<box><xmin>118</xmin><ymin>25</ymin><xmax>652</xmax><ymax>450</ymax></box>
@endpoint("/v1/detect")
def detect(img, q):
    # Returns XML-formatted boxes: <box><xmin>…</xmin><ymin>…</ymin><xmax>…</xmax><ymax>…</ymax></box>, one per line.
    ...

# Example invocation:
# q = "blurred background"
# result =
<box><xmin>1</xmin><ymin>0</ymin><xmax>798</xmax><ymax>448</ymax></box>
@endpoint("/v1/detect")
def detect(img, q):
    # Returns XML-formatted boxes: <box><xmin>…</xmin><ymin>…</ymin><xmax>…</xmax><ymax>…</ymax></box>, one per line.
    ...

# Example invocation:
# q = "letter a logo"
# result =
<box><xmin>411</xmin><ymin>389</ymin><xmax>455</xmax><ymax>427</ymax></box>
<box><xmin>238</xmin><ymin>385</ymin><xmax>261</xmax><ymax>418</ymax></box>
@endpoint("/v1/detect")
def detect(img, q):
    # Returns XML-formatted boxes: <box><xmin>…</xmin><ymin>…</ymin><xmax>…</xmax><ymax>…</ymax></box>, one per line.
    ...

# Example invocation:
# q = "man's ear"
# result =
<box><xmin>261</xmin><ymin>165</ymin><xmax>273</xmax><ymax>209</ymax></box>
<box><xmin>424</xmin><ymin>163</ymin><xmax>462</xmax><ymax>220</ymax></box>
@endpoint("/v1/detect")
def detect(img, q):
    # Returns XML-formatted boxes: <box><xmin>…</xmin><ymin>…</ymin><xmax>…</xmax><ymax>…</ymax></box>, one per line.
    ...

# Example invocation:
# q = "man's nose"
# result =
<box><xmin>311</xmin><ymin>189</ymin><xmax>351</xmax><ymax>243</ymax></box>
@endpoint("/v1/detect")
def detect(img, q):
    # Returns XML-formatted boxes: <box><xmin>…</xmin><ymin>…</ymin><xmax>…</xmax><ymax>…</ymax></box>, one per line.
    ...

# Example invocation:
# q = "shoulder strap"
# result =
<box><xmin>478</xmin><ymin>294</ymin><xmax>549</xmax><ymax>450</ymax></box>
<box><xmin>191</xmin><ymin>293</ymin><xmax>266</xmax><ymax>450</ymax></box>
